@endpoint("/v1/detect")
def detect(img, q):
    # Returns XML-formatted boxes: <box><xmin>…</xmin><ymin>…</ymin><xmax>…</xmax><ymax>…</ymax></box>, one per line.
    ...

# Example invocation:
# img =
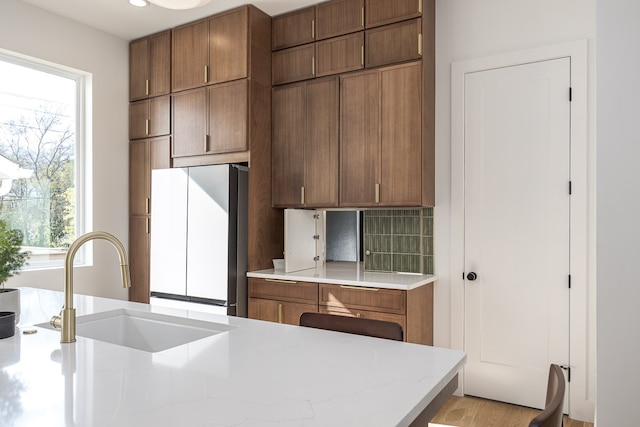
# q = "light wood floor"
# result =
<box><xmin>429</xmin><ymin>396</ymin><xmax>594</xmax><ymax>427</ymax></box>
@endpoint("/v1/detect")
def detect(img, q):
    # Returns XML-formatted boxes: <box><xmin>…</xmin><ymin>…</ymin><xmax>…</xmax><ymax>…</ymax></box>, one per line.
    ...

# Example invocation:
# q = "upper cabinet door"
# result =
<box><xmin>315</xmin><ymin>0</ymin><xmax>364</xmax><ymax>40</ymax></box>
<box><xmin>315</xmin><ymin>32</ymin><xmax>364</xmax><ymax>77</ymax></box>
<box><xmin>365</xmin><ymin>0</ymin><xmax>422</xmax><ymax>28</ymax></box>
<box><xmin>272</xmin><ymin>44</ymin><xmax>316</xmax><ymax>86</ymax></box>
<box><xmin>339</xmin><ymin>70</ymin><xmax>381</xmax><ymax>207</ymax></box>
<box><xmin>209</xmin><ymin>7</ymin><xmax>248</xmax><ymax>85</ymax></box>
<box><xmin>208</xmin><ymin>80</ymin><xmax>248</xmax><ymax>154</ymax></box>
<box><xmin>172</xmin><ymin>20</ymin><xmax>209</xmax><ymax>92</ymax></box>
<box><xmin>172</xmin><ymin>88</ymin><xmax>208</xmax><ymax>158</ymax></box>
<box><xmin>272</xmin><ymin>7</ymin><xmax>316</xmax><ymax>51</ymax></box>
<box><xmin>365</xmin><ymin>18</ymin><xmax>422</xmax><ymax>68</ymax></box>
<box><xmin>380</xmin><ymin>62</ymin><xmax>422</xmax><ymax>206</ymax></box>
<box><xmin>129</xmin><ymin>31</ymin><xmax>170</xmax><ymax>101</ymax></box>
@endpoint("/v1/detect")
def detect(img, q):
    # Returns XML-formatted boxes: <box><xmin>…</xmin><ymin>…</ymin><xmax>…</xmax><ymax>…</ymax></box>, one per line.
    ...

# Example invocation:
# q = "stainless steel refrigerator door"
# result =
<box><xmin>186</xmin><ymin>165</ymin><xmax>231</xmax><ymax>301</ymax></box>
<box><xmin>150</xmin><ymin>168</ymin><xmax>189</xmax><ymax>295</ymax></box>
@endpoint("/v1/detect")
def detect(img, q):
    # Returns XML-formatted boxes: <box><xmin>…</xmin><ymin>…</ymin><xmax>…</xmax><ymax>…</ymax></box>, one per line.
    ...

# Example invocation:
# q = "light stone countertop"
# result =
<box><xmin>0</xmin><ymin>287</ymin><xmax>464</xmax><ymax>427</ymax></box>
<box><xmin>247</xmin><ymin>261</ymin><xmax>437</xmax><ymax>290</ymax></box>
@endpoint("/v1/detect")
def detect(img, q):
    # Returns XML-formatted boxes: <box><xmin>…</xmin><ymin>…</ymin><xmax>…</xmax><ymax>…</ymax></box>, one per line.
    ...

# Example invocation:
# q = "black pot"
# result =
<box><xmin>0</xmin><ymin>311</ymin><xmax>16</xmax><ymax>339</ymax></box>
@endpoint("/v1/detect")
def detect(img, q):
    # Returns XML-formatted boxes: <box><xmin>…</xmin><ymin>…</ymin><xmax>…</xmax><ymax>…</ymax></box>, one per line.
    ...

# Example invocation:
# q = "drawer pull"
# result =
<box><xmin>265</xmin><ymin>278</ymin><xmax>298</xmax><ymax>284</ymax></box>
<box><xmin>277</xmin><ymin>303</ymin><xmax>283</xmax><ymax>323</ymax></box>
<box><xmin>339</xmin><ymin>285</ymin><xmax>380</xmax><ymax>291</ymax></box>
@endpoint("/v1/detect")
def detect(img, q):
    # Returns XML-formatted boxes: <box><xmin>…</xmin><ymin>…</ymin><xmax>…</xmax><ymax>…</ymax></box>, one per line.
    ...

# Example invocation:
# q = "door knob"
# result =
<box><xmin>466</xmin><ymin>272</ymin><xmax>478</xmax><ymax>281</ymax></box>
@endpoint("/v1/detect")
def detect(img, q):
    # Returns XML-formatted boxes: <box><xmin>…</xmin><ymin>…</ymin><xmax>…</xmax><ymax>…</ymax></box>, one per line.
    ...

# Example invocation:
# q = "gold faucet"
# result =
<box><xmin>50</xmin><ymin>231</ymin><xmax>132</xmax><ymax>343</ymax></box>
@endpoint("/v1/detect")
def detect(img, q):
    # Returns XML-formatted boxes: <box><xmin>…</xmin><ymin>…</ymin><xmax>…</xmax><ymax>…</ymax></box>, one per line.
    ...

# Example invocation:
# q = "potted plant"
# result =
<box><xmin>0</xmin><ymin>219</ymin><xmax>29</xmax><ymax>325</ymax></box>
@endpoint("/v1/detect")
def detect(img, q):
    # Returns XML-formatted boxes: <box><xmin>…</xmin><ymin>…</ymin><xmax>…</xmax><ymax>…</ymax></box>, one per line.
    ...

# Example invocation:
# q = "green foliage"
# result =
<box><xmin>0</xmin><ymin>219</ymin><xmax>29</xmax><ymax>286</ymax></box>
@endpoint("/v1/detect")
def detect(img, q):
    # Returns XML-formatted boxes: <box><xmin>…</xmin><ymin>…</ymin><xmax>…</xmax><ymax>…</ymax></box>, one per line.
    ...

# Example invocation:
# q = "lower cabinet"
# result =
<box><xmin>248</xmin><ymin>277</ymin><xmax>433</xmax><ymax>344</ymax></box>
<box><xmin>248</xmin><ymin>278</ymin><xmax>318</xmax><ymax>325</ymax></box>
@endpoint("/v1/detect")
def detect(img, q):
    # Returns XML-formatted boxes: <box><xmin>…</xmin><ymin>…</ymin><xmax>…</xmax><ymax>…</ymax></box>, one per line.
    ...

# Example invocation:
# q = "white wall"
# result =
<box><xmin>434</xmin><ymin>0</ymin><xmax>596</xmax><ymax>420</ymax></box>
<box><xmin>596</xmin><ymin>1</ymin><xmax>640</xmax><ymax>425</ymax></box>
<box><xmin>0</xmin><ymin>0</ymin><xmax>129</xmax><ymax>299</ymax></box>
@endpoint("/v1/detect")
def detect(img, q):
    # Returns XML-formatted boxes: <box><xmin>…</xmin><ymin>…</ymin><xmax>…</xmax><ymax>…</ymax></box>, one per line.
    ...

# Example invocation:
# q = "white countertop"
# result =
<box><xmin>247</xmin><ymin>261</ymin><xmax>437</xmax><ymax>290</ymax></box>
<box><xmin>1</xmin><ymin>287</ymin><xmax>464</xmax><ymax>427</ymax></box>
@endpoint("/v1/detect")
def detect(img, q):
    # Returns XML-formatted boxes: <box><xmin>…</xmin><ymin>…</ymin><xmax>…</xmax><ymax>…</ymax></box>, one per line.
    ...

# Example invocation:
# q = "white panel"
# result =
<box><xmin>284</xmin><ymin>209</ymin><xmax>318</xmax><ymax>273</ymax></box>
<box><xmin>150</xmin><ymin>168</ymin><xmax>188</xmax><ymax>295</ymax></box>
<box><xmin>463</xmin><ymin>58</ymin><xmax>570</xmax><ymax>409</ymax></box>
<box><xmin>186</xmin><ymin>165</ymin><xmax>230</xmax><ymax>301</ymax></box>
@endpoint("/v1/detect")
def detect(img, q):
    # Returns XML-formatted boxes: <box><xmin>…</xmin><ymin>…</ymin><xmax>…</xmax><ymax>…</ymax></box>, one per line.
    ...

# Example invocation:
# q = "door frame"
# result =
<box><xmin>450</xmin><ymin>40</ymin><xmax>592</xmax><ymax>420</ymax></box>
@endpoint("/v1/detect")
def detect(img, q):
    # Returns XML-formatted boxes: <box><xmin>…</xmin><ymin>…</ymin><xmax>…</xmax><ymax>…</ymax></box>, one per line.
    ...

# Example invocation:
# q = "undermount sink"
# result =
<box><xmin>37</xmin><ymin>309</ymin><xmax>236</xmax><ymax>352</ymax></box>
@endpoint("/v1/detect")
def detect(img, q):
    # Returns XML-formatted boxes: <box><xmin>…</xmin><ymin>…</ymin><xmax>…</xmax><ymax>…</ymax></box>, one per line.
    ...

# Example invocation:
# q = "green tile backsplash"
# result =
<box><xmin>363</xmin><ymin>208</ymin><xmax>434</xmax><ymax>274</ymax></box>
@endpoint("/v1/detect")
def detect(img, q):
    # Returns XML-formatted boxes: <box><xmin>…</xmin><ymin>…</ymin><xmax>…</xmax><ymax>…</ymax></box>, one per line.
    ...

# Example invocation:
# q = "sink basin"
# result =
<box><xmin>37</xmin><ymin>309</ymin><xmax>236</xmax><ymax>352</ymax></box>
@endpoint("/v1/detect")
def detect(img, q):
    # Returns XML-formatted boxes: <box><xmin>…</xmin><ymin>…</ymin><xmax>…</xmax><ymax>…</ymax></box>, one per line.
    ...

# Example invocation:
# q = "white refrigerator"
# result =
<box><xmin>149</xmin><ymin>164</ymin><xmax>248</xmax><ymax>316</ymax></box>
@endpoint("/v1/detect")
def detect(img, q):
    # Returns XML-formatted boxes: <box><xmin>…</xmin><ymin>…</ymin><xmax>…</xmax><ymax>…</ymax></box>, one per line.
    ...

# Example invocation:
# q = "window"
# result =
<box><xmin>0</xmin><ymin>52</ymin><xmax>86</xmax><ymax>269</ymax></box>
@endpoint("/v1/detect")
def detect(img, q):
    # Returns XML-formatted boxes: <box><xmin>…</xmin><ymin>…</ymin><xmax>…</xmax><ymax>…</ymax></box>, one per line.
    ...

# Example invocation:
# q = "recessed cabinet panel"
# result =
<box><xmin>272</xmin><ymin>6</ymin><xmax>316</xmax><ymax>50</ymax></box>
<box><xmin>365</xmin><ymin>0</ymin><xmax>422</xmax><ymax>28</ymax></box>
<box><xmin>129</xmin><ymin>96</ymin><xmax>170</xmax><ymax>140</ymax></box>
<box><xmin>339</xmin><ymin>70</ymin><xmax>381</xmax><ymax>207</ymax></box>
<box><xmin>315</xmin><ymin>32</ymin><xmax>364</xmax><ymax>77</ymax></box>
<box><xmin>316</xmin><ymin>0</ymin><xmax>364</xmax><ymax>40</ymax></box>
<box><xmin>365</xmin><ymin>18</ymin><xmax>422</xmax><ymax>68</ymax></box>
<box><xmin>272</xmin><ymin>44</ymin><xmax>316</xmax><ymax>86</ymax></box>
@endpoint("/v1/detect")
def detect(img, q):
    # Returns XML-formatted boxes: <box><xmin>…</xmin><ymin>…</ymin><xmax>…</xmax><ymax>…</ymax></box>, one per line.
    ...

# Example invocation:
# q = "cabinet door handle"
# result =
<box><xmin>145</xmin><ymin>119</ymin><xmax>149</xmax><ymax>136</ymax></box>
<box><xmin>204</xmin><ymin>65</ymin><xmax>208</xmax><ymax>83</ymax></box>
<box><xmin>145</xmin><ymin>79</ymin><xmax>149</xmax><ymax>96</ymax></box>
<box><xmin>265</xmin><ymin>278</ymin><xmax>297</xmax><ymax>284</ymax></box>
<box><xmin>311</xmin><ymin>56</ymin><xmax>315</xmax><ymax>76</ymax></box>
<box><xmin>339</xmin><ymin>285</ymin><xmax>380</xmax><ymax>291</ymax></box>
<box><xmin>277</xmin><ymin>303</ymin><xmax>283</xmax><ymax>323</ymax></box>
<box><xmin>375</xmin><ymin>183</ymin><xmax>380</xmax><ymax>203</ymax></box>
<box><xmin>418</xmin><ymin>33</ymin><xmax>423</xmax><ymax>56</ymax></box>
<box><xmin>418</xmin><ymin>0</ymin><xmax>423</xmax><ymax>13</ymax></box>
<box><xmin>204</xmin><ymin>134</ymin><xmax>209</xmax><ymax>152</ymax></box>
<box><xmin>145</xmin><ymin>217</ymin><xmax>150</xmax><ymax>234</ymax></box>
<box><xmin>311</xmin><ymin>19</ymin><xmax>315</xmax><ymax>38</ymax></box>
<box><xmin>146</xmin><ymin>197</ymin><xmax>150</xmax><ymax>214</ymax></box>
<box><xmin>361</xmin><ymin>5</ymin><xmax>364</xmax><ymax>27</ymax></box>
<box><xmin>361</xmin><ymin>45</ymin><xmax>364</xmax><ymax>66</ymax></box>
<box><xmin>301</xmin><ymin>186</ymin><xmax>305</xmax><ymax>205</ymax></box>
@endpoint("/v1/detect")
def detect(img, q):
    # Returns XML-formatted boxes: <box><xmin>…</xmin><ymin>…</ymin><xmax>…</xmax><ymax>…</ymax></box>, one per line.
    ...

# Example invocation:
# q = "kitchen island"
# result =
<box><xmin>0</xmin><ymin>287</ymin><xmax>464</xmax><ymax>426</ymax></box>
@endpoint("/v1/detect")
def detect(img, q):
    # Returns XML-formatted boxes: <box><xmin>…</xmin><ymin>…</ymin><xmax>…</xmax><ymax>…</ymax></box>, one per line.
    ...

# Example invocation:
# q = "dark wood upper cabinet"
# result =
<box><xmin>316</xmin><ymin>32</ymin><xmax>364</xmax><ymax>77</ymax></box>
<box><xmin>365</xmin><ymin>18</ymin><xmax>422</xmax><ymax>68</ymax></box>
<box><xmin>130</xmin><ymin>31</ymin><xmax>171</xmax><ymax>101</ymax></box>
<box><xmin>272</xmin><ymin>44</ymin><xmax>316</xmax><ymax>85</ymax></box>
<box><xmin>208</xmin><ymin>80</ymin><xmax>248</xmax><ymax>154</ymax></box>
<box><xmin>272</xmin><ymin>6</ymin><xmax>316</xmax><ymax>51</ymax></box>
<box><xmin>129</xmin><ymin>96</ymin><xmax>170</xmax><ymax>140</ymax></box>
<box><xmin>365</xmin><ymin>0</ymin><xmax>423</xmax><ymax>28</ymax></box>
<box><xmin>315</xmin><ymin>0</ymin><xmax>364</xmax><ymax>40</ymax></box>
<box><xmin>172</xmin><ymin>6</ymin><xmax>270</xmax><ymax>92</ymax></box>
<box><xmin>171</xmin><ymin>88</ymin><xmax>208</xmax><ymax>158</ymax></box>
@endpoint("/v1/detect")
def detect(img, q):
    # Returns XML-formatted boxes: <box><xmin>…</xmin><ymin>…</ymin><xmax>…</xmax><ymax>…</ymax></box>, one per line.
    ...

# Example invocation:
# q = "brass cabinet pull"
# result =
<box><xmin>204</xmin><ymin>65</ymin><xmax>208</xmax><ymax>83</ymax></box>
<box><xmin>418</xmin><ymin>33</ymin><xmax>423</xmax><ymax>56</ymax></box>
<box><xmin>265</xmin><ymin>278</ymin><xmax>297</xmax><ymax>284</ymax></box>
<box><xmin>145</xmin><ymin>119</ymin><xmax>149</xmax><ymax>136</ymax></box>
<box><xmin>312</xmin><ymin>56</ymin><xmax>315</xmax><ymax>75</ymax></box>
<box><xmin>145</xmin><ymin>217</ymin><xmax>150</xmax><ymax>234</ymax></box>
<box><xmin>418</xmin><ymin>0</ymin><xmax>423</xmax><ymax>13</ymax></box>
<box><xmin>361</xmin><ymin>5</ymin><xmax>364</xmax><ymax>27</ymax></box>
<box><xmin>145</xmin><ymin>197</ymin><xmax>150</xmax><ymax>214</ymax></box>
<box><xmin>145</xmin><ymin>79</ymin><xmax>149</xmax><ymax>96</ymax></box>
<box><xmin>355</xmin><ymin>312</ymin><xmax>361</xmax><ymax>318</ymax></box>
<box><xmin>361</xmin><ymin>45</ymin><xmax>364</xmax><ymax>66</ymax></box>
<box><xmin>375</xmin><ymin>183</ymin><xmax>380</xmax><ymax>203</ymax></box>
<box><xmin>301</xmin><ymin>186</ymin><xmax>305</xmax><ymax>205</ymax></box>
<box><xmin>277</xmin><ymin>303</ymin><xmax>283</xmax><ymax>323</ymax></box>
<box><xmin>204</xmin><ymin>134</ymin><xmax>209</xmax><ymax>152</ymax></box>
<box><xmin>311</xmin><ymin>19</ymin><xmax>315</xmax><ymax>38</ymax></box>
<box><xmin>339</xmin><ymin>285</ymin><xmax>380</xmax><ymax>291</ymax></box>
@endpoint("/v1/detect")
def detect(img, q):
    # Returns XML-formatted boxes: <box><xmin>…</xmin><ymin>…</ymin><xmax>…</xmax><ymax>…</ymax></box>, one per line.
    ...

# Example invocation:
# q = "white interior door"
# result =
<box><xmin>464</xmin><ymin>57</ymin><xmax>570</xmax><ymax>409</ymax></box>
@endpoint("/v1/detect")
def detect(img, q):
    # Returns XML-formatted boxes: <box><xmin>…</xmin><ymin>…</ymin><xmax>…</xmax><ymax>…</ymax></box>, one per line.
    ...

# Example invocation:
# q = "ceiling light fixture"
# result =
<box><xmin>146</xmin><ymin>0</ymin><xmax>212</xmax><ymax>10</ymax></box>
<box><xmin>129</xmin><ymin>0</ymin><xmax>149</xmax><ymax>7</ymax></box>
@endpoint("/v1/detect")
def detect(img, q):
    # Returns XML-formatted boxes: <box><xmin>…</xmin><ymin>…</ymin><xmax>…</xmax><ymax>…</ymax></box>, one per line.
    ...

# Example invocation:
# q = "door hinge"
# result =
<box><xmin>568</xmin><ymin>275</ymin><xmax>571</xmax><ymax>289</ymax></box>
<box><xmin>569</xmin><ymin>87</ymin><xmax>572</xmax><ymax>102</ymax></box>
<box><xmin>569</xmin><ymin>181</ymin><xmax>572</xmax><ymax>195</ymax></box>
<box><xmin>560</xmin><ymin>365</ymin><xmax>571</xmax><ymax>382</ymax></box>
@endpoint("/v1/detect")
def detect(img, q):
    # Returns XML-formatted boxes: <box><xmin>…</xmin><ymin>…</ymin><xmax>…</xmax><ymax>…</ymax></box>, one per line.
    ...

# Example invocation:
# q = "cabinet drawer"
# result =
<box><xmin>316</xmin><ymin>32</ymin><xmax>364</xmax><ymax>77</ymax></box>
<box><xmin>273</xmin><ymin>44</ymin><xmax>316</xmax><ymax>85</ymax></box>
<box><xmin>365</xmin><ymin>18</ymin><xmax>422</xmax><ymax>68</ymax></box>
<box><xmin>249</xmin><ymin>298</ymin><xmax>317</xmax><ymax>325</ymax></box>
<box><xmin>318</xmin><ymin>306</ymin><xmax>406</xmax><ymax>335</ymax></box>
<box><xmin>319</xmin><ymin>283</ymin><xmax>405</xmax><ymax>314</ymax></box>
<box><xmin>248</xmin><ymin>278</ymin><xmax>318</xmax><ymax>304</ymax></box>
